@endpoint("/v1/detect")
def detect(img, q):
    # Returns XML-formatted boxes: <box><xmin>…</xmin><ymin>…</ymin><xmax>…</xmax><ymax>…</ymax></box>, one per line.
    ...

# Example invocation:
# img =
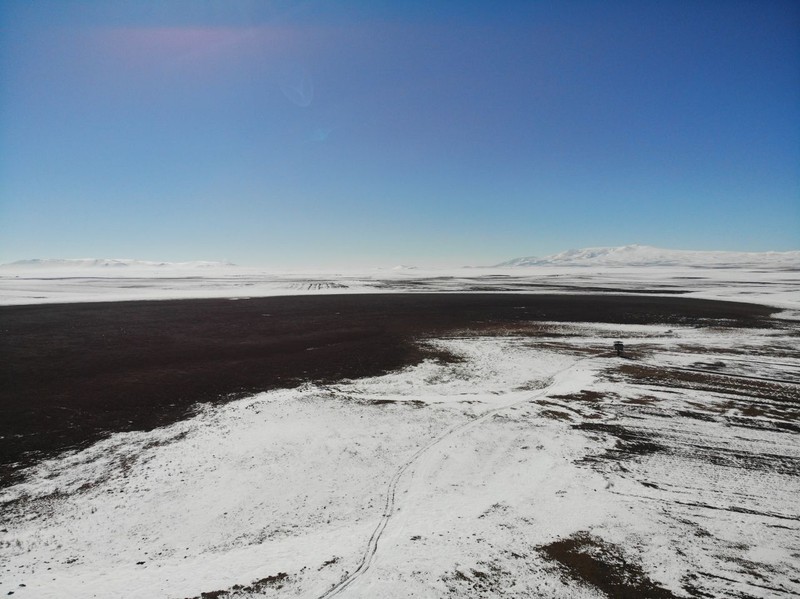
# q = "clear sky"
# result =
<box><xmin>1</xmin><ymin>1</ymin><xmax>798</xmax><ymax>268</ymax></box>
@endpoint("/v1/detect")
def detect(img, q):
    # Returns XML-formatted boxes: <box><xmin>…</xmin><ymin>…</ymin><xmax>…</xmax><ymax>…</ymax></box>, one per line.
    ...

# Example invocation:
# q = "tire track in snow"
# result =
<box><xmin>317</xmin><ymin>357</ymin><xmax>591</xmax><ymax>598</ymax></box>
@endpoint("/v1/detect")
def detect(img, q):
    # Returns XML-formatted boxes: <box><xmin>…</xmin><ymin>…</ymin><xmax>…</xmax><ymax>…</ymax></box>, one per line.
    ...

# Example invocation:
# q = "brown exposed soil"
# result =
<box><xmin>184</xmin><ymin>572</ymin><xmax>289</xmax><ymax>599</ymax></box>
<box><xmin>539</xmin><ymin>532</ymin><xmax>678</xmax><ymax>598</ymax></box>
<box><xmin>550</xmin><ymin>390</ymin><xmax>608</xmax><ymax>403</ymax></box>
<box><xmin>0</xmin><ymin>293</ymin><xmax>774</xmax><ymax>487</ymax></box>
<box><xmin>540</xmin><ymin>409</ymin><xmax>574</xmax><ymax>421</ymax></box>
<box><xmin>574</xmin><ymin>422</ymin><xmax>667</xmax><ymax>458</ymax></box>
<box><xmin>614</xmin><ymin>364</ymin><xmax>799</xmax><ymax>403</ymax></box>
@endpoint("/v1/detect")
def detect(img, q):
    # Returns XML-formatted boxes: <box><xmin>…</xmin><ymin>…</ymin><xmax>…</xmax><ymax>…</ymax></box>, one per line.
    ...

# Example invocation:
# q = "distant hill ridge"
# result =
<box><xmin>496</xmin><ymin>245</ymin><xmax>800</xmax><ymax>268</ymax></box>
<box><xmin>2</xmin><ymin>259</ymin><xmax>236</xmax><ymax>269</ymax></box>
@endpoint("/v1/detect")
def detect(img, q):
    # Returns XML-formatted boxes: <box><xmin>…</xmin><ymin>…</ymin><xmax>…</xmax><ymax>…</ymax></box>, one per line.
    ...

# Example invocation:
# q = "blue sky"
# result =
<box><xmin>1</xmin><ymin>1</ymin><xmax>798</xmax><ymax>267</ymax></box>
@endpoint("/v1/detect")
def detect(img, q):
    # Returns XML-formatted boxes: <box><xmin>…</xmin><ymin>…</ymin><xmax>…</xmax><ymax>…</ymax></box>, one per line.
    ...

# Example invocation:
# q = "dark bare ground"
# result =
<box><xmin>185</xmin><ymin>572</ymin><xmax>289</xmax><ymax>599</ymax></box>
<box><xmin>539</xmin><ymin>532</ymin><xmax>678</xmax><ymax>598</ymax></box>
<box><xmin>0</xmin><ymin>293</ymin><xmax>774</xmax><ymax>487</ymax></box>
<box><xmin>550</xmin><ymin>390</ymin><xmax>608</xmax><ymax>403</ymax></box>
<box><xmin>613</xmin><ymin>364</ymin><xmax>800</xmax><ymax>403</ymax></box>
<box><xmin>574</xmin><ymin>422</ymin><xmax>667</xmax><ymax>458</ymax></box>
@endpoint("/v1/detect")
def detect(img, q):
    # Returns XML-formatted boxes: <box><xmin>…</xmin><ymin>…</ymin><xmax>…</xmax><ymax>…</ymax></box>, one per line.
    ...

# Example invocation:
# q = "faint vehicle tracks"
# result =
<box><xmin>317</xmin><ymin>358</ymin><xmax>590</xmax><ymax>598</ymax></box>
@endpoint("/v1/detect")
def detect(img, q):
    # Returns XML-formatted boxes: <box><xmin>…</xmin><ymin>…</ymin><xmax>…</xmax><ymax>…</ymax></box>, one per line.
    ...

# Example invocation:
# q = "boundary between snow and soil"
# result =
<box><xmin>2</xmin><ymin>293</ymin><xmax>773</xmax><ymax>489</ymax></box>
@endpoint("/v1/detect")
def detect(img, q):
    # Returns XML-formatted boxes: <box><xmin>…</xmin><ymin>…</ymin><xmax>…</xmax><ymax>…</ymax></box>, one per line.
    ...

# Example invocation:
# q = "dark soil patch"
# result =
<box><xmin>319</xmin><ymin>557</ymin><xmax>339</xmax><ymax>569</ymax></box>
<box><xmin>575</xmin><ymin>422</ymin><xmax>667</xmax><ymax>458</ymax></box>
<box><xmin>625</xmin><ymin>396</ymin><xmax>658</xmax><ymax>405</ymax></box>
<box><xmin>185</xmin><ymin>572</ymin><xmax>289</xmax><ymax>599</ymax></box>
<box><xmin>442</xmin><ymin>561</ymin><xmax>511</xmax><ymax>595</ymax></box>
<box><xmin>361</xmin><ymin>399</ymin><xmax>426</xmax><ymax>408</ymax></box>
<box><xmin>690</xmin><ymin>361</ymin><xmax>727</xmax><ymax>371</ymax></box>
<box><xmin>551</xmin><ymin>390</ymin><xmax>608</xmax><ymax>403</ymax></box>
<box><xmin>676</xmin><ymin>410</ymin><xmax>717</xmax><ymax>422</ymax></box>
<box><xmin>541</xmin><ymin>409</ymin><xmax>573</xmax><ymax>421</ymax></box>
<box><xmin>677</xmin><ymin>444</ymin><xmax>800</xmax><ymax>475</ymax></box>
<box><xmin>576</xmin><ymin>414</ymin><xmax>800</xmax><ymax>475</ymax></box>
<box><xmin>0</xmin><ymin>293</ymin><xmax>774</xmax><ymax>486</ymax></box>
<box><xmin>615</xmin><ymin>364</ymin><xmax>800</xmax><ymax>403</ymax></box>
<box><xmin>539</xmin><ymin>532</ymin><xmax>677</xmax><ymax>598</ymax></box>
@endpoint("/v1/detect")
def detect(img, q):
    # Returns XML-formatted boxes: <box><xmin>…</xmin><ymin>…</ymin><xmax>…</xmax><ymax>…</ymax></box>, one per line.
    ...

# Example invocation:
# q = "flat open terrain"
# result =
<box><xmin>1</xmin><ymin>293</ymin><xmax>798</xmax><ymax>598</ymax></box>
<box><xmin>0</xmin><ymin>294</ymin><xmax>773</xmax><ymax>484</ymax></box>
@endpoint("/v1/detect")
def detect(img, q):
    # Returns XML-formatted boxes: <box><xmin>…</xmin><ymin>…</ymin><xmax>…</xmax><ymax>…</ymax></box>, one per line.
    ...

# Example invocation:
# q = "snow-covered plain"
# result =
<box><xmin>1</xmin><ymin>248</ymin><xmax>799</xmax><ymax>597</ymax></box>
<box><xmin>2</xmin><ymin>319</ymin><xmax>799</xmax><ymax>598</ymax></box>
<box><xmin>2</xmin><ymin>246</ymin><xmax>799</xmax><ymax>313</ymax></box>
<box><xmin>495</xmin><ymin>244</ymin><xmax>800</xmax><ymax>268</ymax></box>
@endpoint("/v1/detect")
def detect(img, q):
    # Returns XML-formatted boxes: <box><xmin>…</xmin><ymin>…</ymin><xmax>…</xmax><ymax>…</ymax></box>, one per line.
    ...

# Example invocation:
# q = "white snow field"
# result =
<box><xmin>495</xmin><ymin>244</ymin><xmax>800</xmax><ymax>268</ymax></box>
<box><xmin>1</xmin><ymin>246</ymin><xmax>799</xmax><ymax>313</ymax></box>
<box><xmin>2</xmin><ymin>318</ymin><xmax>799</xmax><ymax>598</ymax></box>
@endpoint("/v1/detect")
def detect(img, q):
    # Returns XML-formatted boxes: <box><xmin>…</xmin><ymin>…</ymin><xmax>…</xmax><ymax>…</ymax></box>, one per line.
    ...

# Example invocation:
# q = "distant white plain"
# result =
<box><xmin>2</xmin><ymin>254</ymin><xmax>799</xmax><ymax>313</ymax></box>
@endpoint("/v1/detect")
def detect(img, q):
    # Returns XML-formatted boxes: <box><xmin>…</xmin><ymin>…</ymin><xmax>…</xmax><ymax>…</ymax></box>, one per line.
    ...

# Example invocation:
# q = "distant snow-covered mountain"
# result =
<box><xmin>496</xmin><ymin>245</ymin><xmax>800</xmax><ymax>268</ymax></box>
<box><xmin>2</xmin><ymin>258</ymin><xmax>236</xmax><ymax>269</ymax></box>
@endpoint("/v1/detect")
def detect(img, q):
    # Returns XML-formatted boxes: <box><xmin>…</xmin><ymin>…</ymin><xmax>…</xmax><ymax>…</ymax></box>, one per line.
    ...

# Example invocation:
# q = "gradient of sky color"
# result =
<box><xmin>1</xmin><ymin>1</ymin><xmax>798</xmax><ymax>268</ymax></box>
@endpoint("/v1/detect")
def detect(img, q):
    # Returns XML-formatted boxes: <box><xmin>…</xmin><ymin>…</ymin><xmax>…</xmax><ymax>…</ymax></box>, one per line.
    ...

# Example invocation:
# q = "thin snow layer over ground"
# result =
<box><xmin>2</xmin><ymin>322</ymin><xmax>799</xmax><ymax>598</ymax></box>
<box><xmin>1</xmin><ymin>263</ymin><xmax>799</xmax><ymax>313</ymax></box>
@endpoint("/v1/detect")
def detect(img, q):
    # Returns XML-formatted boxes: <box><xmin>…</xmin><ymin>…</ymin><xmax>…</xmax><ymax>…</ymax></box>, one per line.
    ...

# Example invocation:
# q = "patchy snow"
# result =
<box><xmin>2</xmin><ymin>252</ymin><xmax>799</xmax><ymax>596</ymax></box>
<box><xmin>1</xmin><ymin>261</ymin><xmax>799</xmax><ymax>313</ymax></box>
<box><xmin>2</xmin><ymin>320</ymin><xmax>798</xmax><ymax>598</ymax></box>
